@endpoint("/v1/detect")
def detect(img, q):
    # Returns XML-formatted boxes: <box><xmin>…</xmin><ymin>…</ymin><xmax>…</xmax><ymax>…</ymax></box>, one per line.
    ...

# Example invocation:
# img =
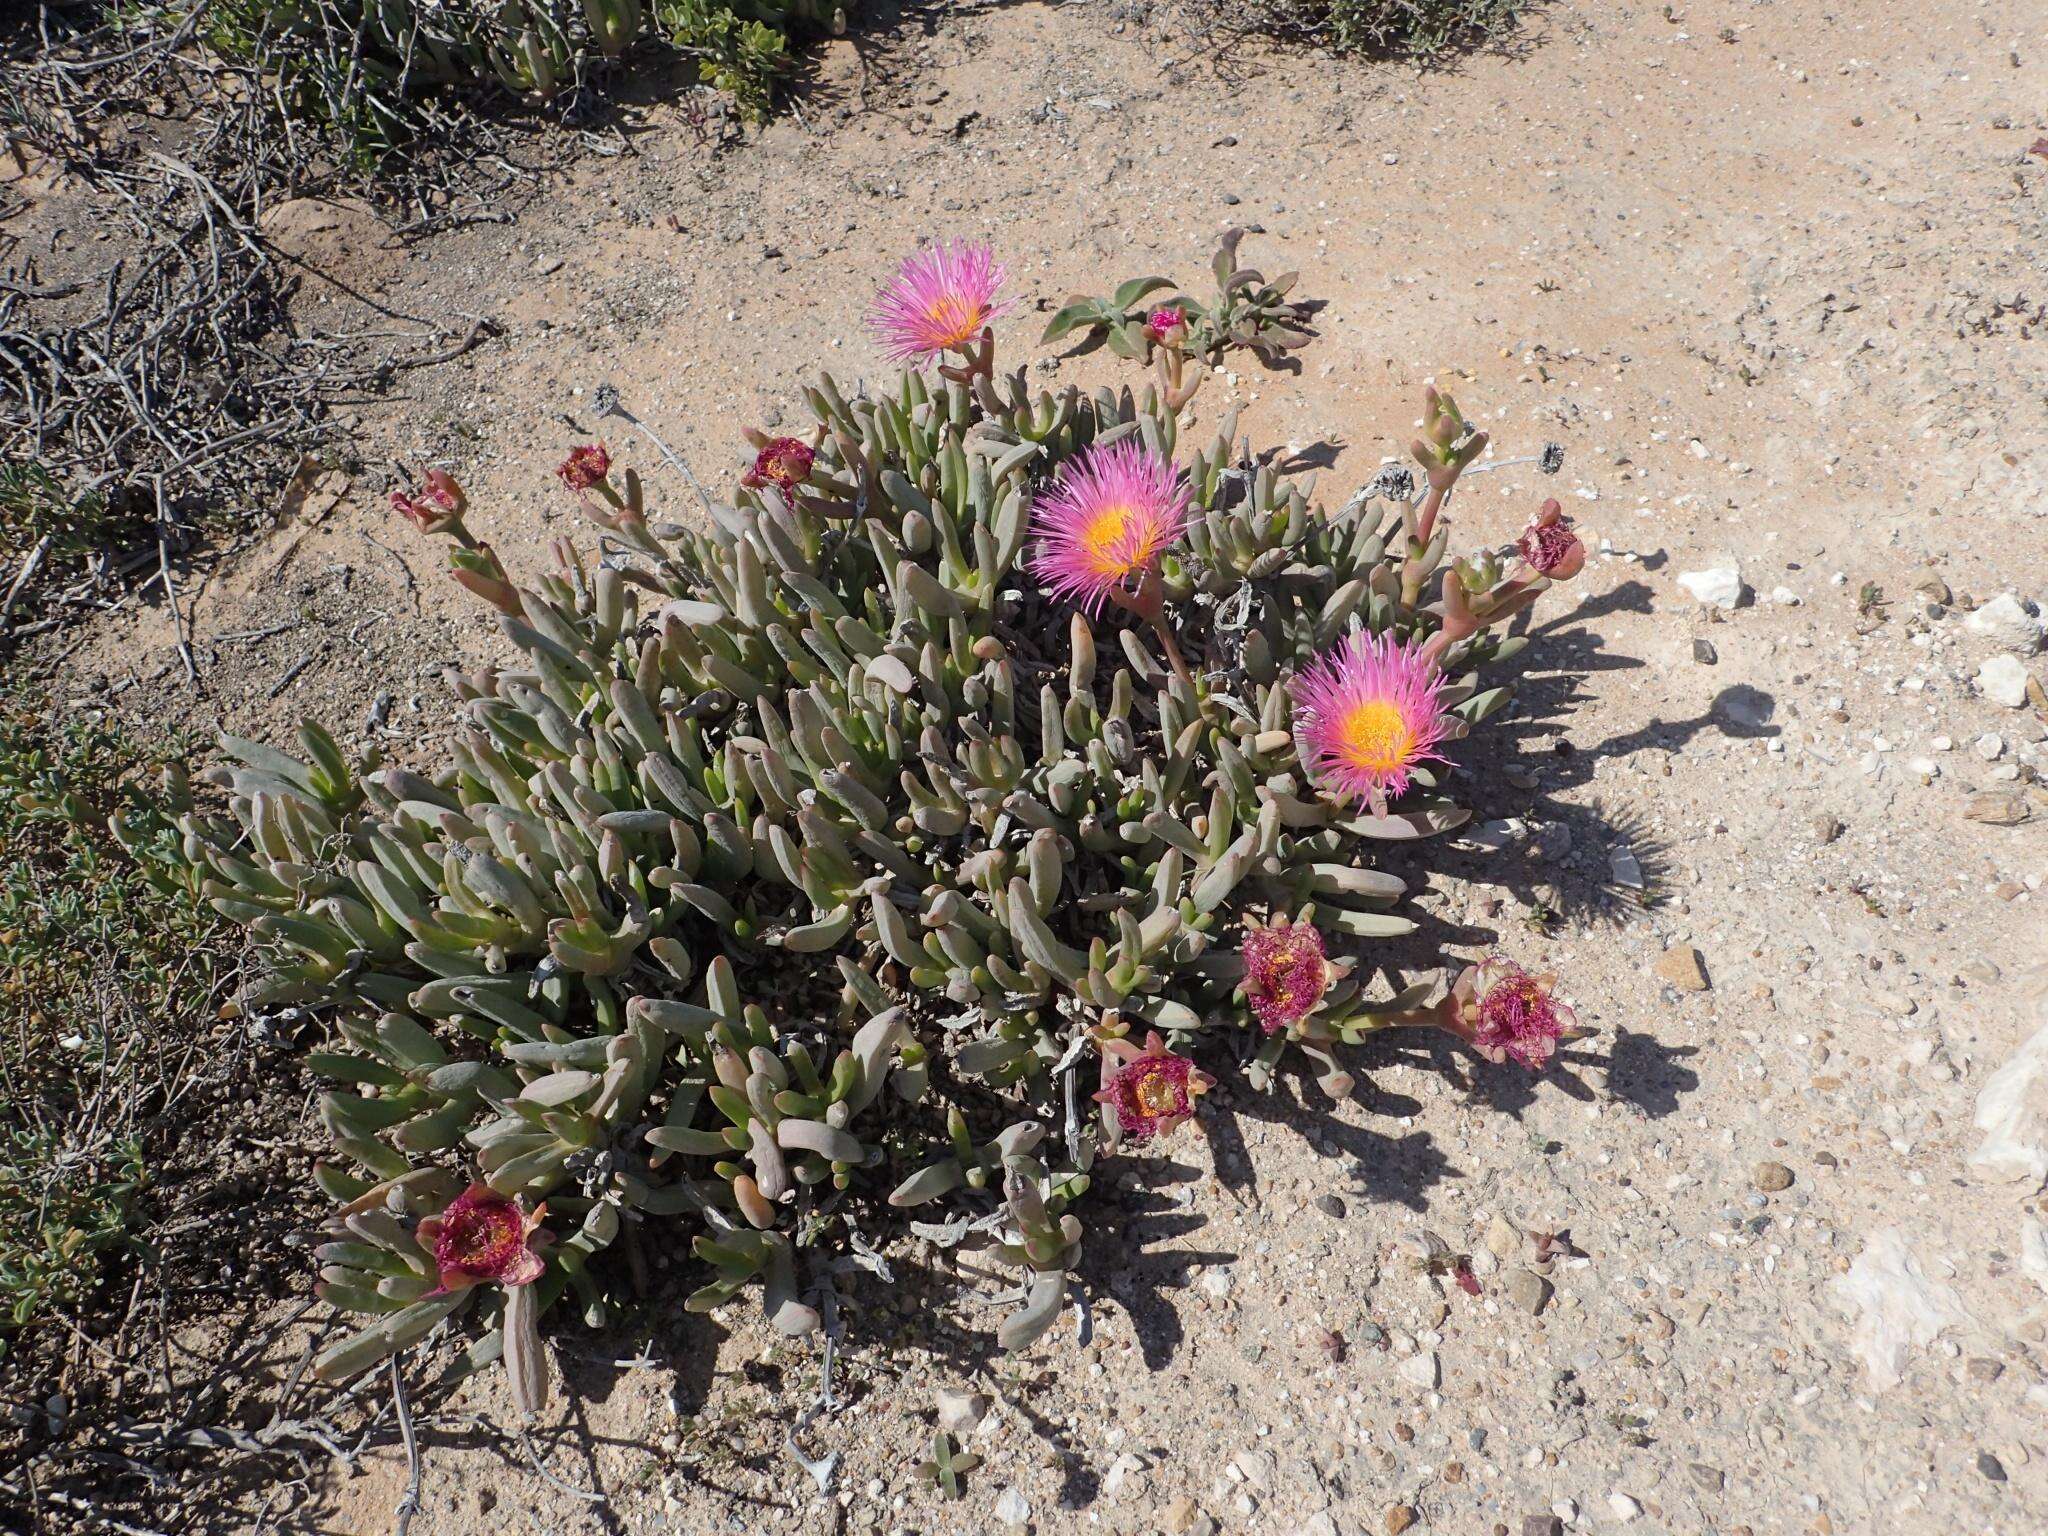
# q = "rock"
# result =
<box><xmin>1386</xmin><ymin>1505</ymin><xmax>1419</xmax><ymax>1534</ymax></box>
<box><xmin>1397</xmin><ymin>1351</ymin><xmax>1440</xmax><ymax>1389</ymax></box>
<box><xmin>993</xmin><ymin>1487</ymin><xmax>1030</xmax><ymax>1525</ymax></box>
<box><xmin>1505</xmin><ymin>1269</ymin><xmax>1552</xmax><ymax>1315</ymax></box>
<box><xmin>1977</xmin><ymin>654</ymin><xmax>2033</xmax><ymax>708</ymax></box>
<box><xmin>1967</xmin><ymin>1002</ymin><xmax>2048</xmax><ymax>1184</ymax></box>
<box><xmin>1811</xmin><ymin>814</ymin><xmax>1845</xmax><ymax>844</ymax></box>
<box><xmin>1829</xmin><ymin>1229</ymin><xmax>1972</xmax><ymax>1391</ymax></box>
<box><xmin>1486</xmin><ymin>1214</ymin><xmax>1521</xmax><ymax>1261</ymax></box>
<box><xmin>1315</xmin><ymin>1193</ymin><xmax>1348</xmax><ymax>1219</ymax></box>
<box><xmin>1753</xmin><ymin>1161</ymin><xmax>1794</xmax><ymax>1193</ymax></box>
<box><xmin>534</xmin><ymin>254</ymin><xmax>565</xmax><ymax>276</ymax></box>
<box><xmin>1103</xmin><ymin>1451</ymin><xmax>1149</xmax><ymax>1499</ymax></box>
<box><xmin>1770</xmin><ymin>584</ymin><xmax>1801</xmax><ymax>605</ymax></box>
<box><xmin>1521</xmin><ymin>1519</ymin><xmax>1564</xmax><ymax>1536</ymax></box>
<box><xmin>1162</xmin><ymin>1495</ymin><xmax>1200</xmax><ymax>1535</ymax></box>
<box><xmin>935</xmin><ymin>1387</ymin><xmax>990</xmax><ymax>1434</ymax></box>
<box><xmin>1607</xmin><ymin>845</ymin><xmax>1645</xmax><ymax>890</ymax></box>
<box><xmin>1976</xmin><ymin>733</ymin><xmax>2006</xmax><ymax>761</ymax></box>
<box><xmin>1653</xmin><ymin>944</ymin><xmax>1710</xmax><ymax>991</ymax></box>
<box><xmin>1963</xmin><ymin>593</ymin><xmax>2044</xmax><ymax>654</ymax></box>
<box><xmin>1977</xmin><ymin>1451</ymin><xmax>2008</xmax><ymax>1482</ymax></box>
<box><xmin>1692</xmin><ymin>638</ymin><xmax>1718</xmax><ymax>665</ymax></box>
<box><xmin>1607</xmin><ymin>1492</ymin><xmax>1642</xmax><ymax>1522</ymax></box>
<box><xmin>1687</xmin><ymin>1462</ymin><xmax>1726</xmax><ymax>1492</ymax></box>
<box><xmin>1963</xmin><ymin>791</ymin><xmax>2031</xmax><ymax>826</ymax></box>
<box><xmin>1677</xmin><ymin>562</ymin><xmax>1744</xmax><ymax>609</ymax></box>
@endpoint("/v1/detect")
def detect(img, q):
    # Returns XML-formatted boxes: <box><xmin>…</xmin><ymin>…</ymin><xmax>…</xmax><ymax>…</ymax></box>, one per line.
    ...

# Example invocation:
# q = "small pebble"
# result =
<box><xmin>1753</xmin><ymin>1161</ymin><xmax>1794</xmax><ymax>1193</ymax></box>
<box><xmin>1977</xmin><ymin>1452</ymin><xmax>2008</xmax><ymax>1482</ymax></box>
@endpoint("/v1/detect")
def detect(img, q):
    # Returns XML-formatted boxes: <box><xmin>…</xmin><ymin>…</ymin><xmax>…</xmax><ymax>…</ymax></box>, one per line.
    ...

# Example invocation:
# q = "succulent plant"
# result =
<box><xmin>130</xmin><ymin>236</ymin><xmax>1594</xmax><ymax>1411</ymax></box>
<box><xmin>1041</xmin><ymin>228</ymin><xmax>1317</xmax><ymax>366</ymax></box>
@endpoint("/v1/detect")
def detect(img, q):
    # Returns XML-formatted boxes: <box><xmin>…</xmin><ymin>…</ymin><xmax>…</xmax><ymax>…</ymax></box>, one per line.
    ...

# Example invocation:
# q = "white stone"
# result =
<box><xmin>1677</xmin><ymin>562</ymin><xmax>1744</xmax><ymax>609</ymax></box>
<box><xmin>1103</xmin><ymin>1452</ymin><xmax>1149</xmax><ymax>1499</ymax></box>
<box><xmin>1977</xmin><ymin>733</ymin><xmax>2006</xmax><ymax>761</ymax></box>
<box><xmin>1770</xmin><ymin>585</ymin><xmax>1801</xmax><ymax>605</ymax></box>
<box><xmin>1963</xmin><ymin>594</ymin><xmax>2044</xmax><ymax>655</ymax></box>
<box><xmin>1907</xmin><ymin>757</ymin><xmax>1938</xmax><ymax>778</ymax></box>
<box><xmin>1608</xmin><ymin>1492</ymin><xmax>1643</xmax><ymax>1522</ymax></box>
<box><xmin>993</xmin><ymin>1487</ymin><xmax>1030</xmax><ymax>1525</ymax></box>
<box><xmin>1397</xmin><ymin>1351</ymin><xmax>1441</xmax><ymax>1389</ymax></box>
<box><xmin>1978</xmin><ymin>654</ymin><xmax>2033</xmax><ymax>709</ymax></box>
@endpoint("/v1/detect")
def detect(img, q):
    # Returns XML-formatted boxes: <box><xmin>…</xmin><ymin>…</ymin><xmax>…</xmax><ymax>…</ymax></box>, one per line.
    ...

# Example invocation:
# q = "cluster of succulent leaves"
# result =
<box><xmin>127</xmin><ymin>269</ymin><xmax>1558</xmax><ymax>1392</ymax></box>
<box><xmin>1041</xmin><ymin>229</ymin><xmax>1316</xmax><ymax>365</ymax></box>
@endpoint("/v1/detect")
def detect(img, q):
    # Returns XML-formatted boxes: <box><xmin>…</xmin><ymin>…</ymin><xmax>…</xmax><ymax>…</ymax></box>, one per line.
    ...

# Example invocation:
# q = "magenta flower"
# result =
<box><xmin>868</xmin><ymin>239</ymin><xmax>1010</xmax><ymax>364</ymax></box>
<box><xmin>1028</xmin><ymin>438</ymin><xmax>1192</xmax><ymax>615</ymax></box>
<box><xmin>1291</xmin><ymin>630</ymin><xmax>1453</xmax><ymax>813</ymax></box>
<box><xmin>1517</xmin><ymin>498</ymin><xmax>1585</xmax><ymax>580</ymax></box>
<box><xmin>1144</xmin><ymin>304</ymin><xmax>1189</xmax><ymax>345</ymax></box>
<box><xmin>416</xmin><ymin>1184</ymin><xmax>550</xmax><ymax>1293</ymax></box>
<box><xmin>1241</xmin><ymin>916</ymin><xmax>1331</xmax><ymax>1035</ymax></box>
<box><xmin>1450</xmin><ymin>957</ymin><xmax>1576</xmax><ymax>1070</ymax></box>
<box><xmin>743</xmin><ymin>436</ymin><xmax>815</xmax><ymax>493</ymax></box>
<box><xmin>557</xmin><ymin>443</ymin><xmax>611</xmax><ymax>492</ymax></box>
<box><xmin>1095</xmin><ymin>1031</ymin><xmax>1213</xmax><ymax>1145</ymax></box>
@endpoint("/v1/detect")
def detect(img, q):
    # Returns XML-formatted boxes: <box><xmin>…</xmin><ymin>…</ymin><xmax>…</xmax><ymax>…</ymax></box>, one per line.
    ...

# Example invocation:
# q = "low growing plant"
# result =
<box><xmin>131</xmin><ymin>233</ymin><xmax>1592</xmax><ymax>1413</ymax></box>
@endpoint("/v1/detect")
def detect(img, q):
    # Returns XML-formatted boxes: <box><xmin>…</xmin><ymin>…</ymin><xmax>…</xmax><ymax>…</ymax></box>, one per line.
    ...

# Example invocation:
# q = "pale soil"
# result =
<box><xmin>19</xmin><ymin>1</ymin><xmax>2048</xmax><ymax>1532</ymax></box>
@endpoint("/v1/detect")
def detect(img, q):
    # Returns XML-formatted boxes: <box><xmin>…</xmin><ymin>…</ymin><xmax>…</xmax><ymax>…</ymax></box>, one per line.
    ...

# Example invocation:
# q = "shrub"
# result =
<box><xmin>1188</xmin><ymin>0</ymin><xmax>1532</xmax><ymax>60</ymax></box>
<box><xmin>133</xmin><ymin>233</ymin><xmax>1590</xmax><ymax>1409</ymax></box>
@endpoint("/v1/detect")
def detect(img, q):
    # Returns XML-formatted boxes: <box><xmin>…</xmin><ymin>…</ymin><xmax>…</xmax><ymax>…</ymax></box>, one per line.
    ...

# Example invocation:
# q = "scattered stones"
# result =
<box><xmin>1505</xmin><ymin>1269</ymin><xmax>1553</xmax><ymax>1315</ymax></box>
<box><xmin>1977</xmin><ymin>654</ymin><xmax>2033</xmax><ymax>708</ymax></box>
<box><xmin>1754</xmin><ymin>1161</ymin><xmax>1794</xmax><ymax>1192</ymax></box>
<box><xmin>1963</xmin><ymin>593</ymin><xmax>2044</xmax><ymax>654</ymax></box>
<box><xmin>1692</xmin><ymin>637</ymin><xmax>1718</xmax><ymax>665</ymax></box>
<box><xmin>1653</xmin><ymin>944</ymin><xmax>1711</xmax><ymax>991</ymax></box>
<box><xmin>1103</xmin><ymin>1451</ymin><xmax>1149</xmax><ymax>1499</ymax></box>
<box><xmin>1386</xmin><ymin>1504</ymin><xmax>1419</xmax><ymax>1534</ymax></box>
<box><xmin>1977</xmin><ymin>1451</ymin><xmax>2008</xmax><ymax>1482</ymax></box>
<box><xmin>1678</xmin><ymin>561</ymin><xmax>1745</xmax><ymax>609</ymax></box>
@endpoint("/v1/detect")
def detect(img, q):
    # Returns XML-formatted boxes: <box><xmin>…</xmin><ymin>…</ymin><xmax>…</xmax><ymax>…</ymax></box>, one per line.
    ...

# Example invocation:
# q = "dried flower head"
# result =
<box><xmin>1095</xmin><ymin>1031</ymin><xmax>1213</xmax><ymax>1144</ymax></box>
<box><xmin>869</xmin><ymin>239</ymin><xmax>1010</xmax><ymax>364</ymax></box>
<box><xmin>1028</xmin><ymin>438</ymin><xmax>1192</xmax><ymax>615</ymax></box>
<box><xmin>416</xmin><ymin>1184</ymin><xmax>549</xmax><ymax>1293</ymax></box>
<box><xmin>1241</xmin><ymin>916</ymin><xmax>1331</xmax><ymax>1034</ymax></box>
<box><xmin>743</xmin><ymin>436</ymin><xmax>815</xmax><ymax>493</ymax></box>
<box><xmin>1291</xmin><ymin>630</ymin><xmax>1453</xmax><ymax>812</ymax></box>
<box><xmin>390</xmin><ymin>470</ymin><xmax>465</xmax><ymax>535</ymax></box>
<box><xmin>557</xmin><ymin>443</ymin><xmax>612</xmax><ymax>492</ymax></box>
<box><xmin>1454</xmin><ymin>957</ymin><xmax>1576</xmax><ymax>1070</ymax></box>
<box><xmin>1517</xmin><ymin>499</ymin><xmax>1585</xmax><ymax>580</ymax></box>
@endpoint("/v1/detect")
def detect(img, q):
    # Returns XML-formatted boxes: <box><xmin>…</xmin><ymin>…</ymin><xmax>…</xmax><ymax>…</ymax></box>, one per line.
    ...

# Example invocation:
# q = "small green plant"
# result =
<box><xmin>1191</xmin><ymin>0</ymin><xmax>1532</xmax><ymax>60</ymax></box>
<box><xmin>1041</xmin><ymin>229</ymin><xmax>1316</xmax><ymax>366</ymax></box>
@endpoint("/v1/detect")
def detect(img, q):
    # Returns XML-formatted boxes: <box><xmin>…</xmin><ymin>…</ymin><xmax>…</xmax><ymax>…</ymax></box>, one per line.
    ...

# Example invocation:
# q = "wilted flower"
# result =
<box><xmin>743</xmin><ymin>436</ymin><xmax>815</xmax><ymax>493</ymax></box>
<box><xmin>1291</xmin><ymin>630</ymin><xmax>1453</xmax><ymax>812</ymax></box>
<box><xmin>417</xmin><ymin>1184</ymin><xmax>549</xmax><ymax>1293</ymax></box>
<box><xmin>1095</xmin><ymin>1031</ymin><xmax>1213</xmax><ymax>1144</ymax></box>
<box><xmin>1028</xmin><ymin>438</ymin><xmax>1192</xmax><ymax>615</ymax></box>
<box><xmin>868</xmin><ymin>239</ymin><xmax>1010</xmax><ymax>364</ymax></box>
<box><xmin>1449</xmin><ymin>957</ymin><xmax>1576</xmax><ymax>1070</ymax></box>
<box><xmin>556</xmin><ymin>443</ymin><xmax>612</xmax><ymax>492</ymax></box>
<box><xmin>390</xmin><ymin>469</ymin><xmax>466</xmax><ymax>536</ymax></box>
<box><xmin>1241</xmin><ymin>915</ymin><xmax>1330</xmax><ymax>1034</ymax></box>
<box><xmin>1516</xmin><ymin>498</ymin><xmax>1585</xmax><ymax>580</ymax></box>
<box><xmin>1144</xmin><ymin>304</ymin><xmax>1188</xmax><ymax>345</ymax></box>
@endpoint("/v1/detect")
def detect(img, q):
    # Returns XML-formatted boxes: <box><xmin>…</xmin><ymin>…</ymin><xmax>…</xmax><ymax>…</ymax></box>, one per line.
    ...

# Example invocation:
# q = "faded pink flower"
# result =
<box><xmin>1028</xmin><ymin>438</ymin><xmax>1192</xmax><ymax>615</ymax></box>
<box><xmin>1517</xmin><ymin>498</ymin><xmax>1585</xmax><ymax>580</ymax></box>
<box><xmin>390</xmin><ymin>469</ymin><xmax>465</xmax><ymax>535</ymax></box>
<box><xmin>1095</xmin><ymin>1031</ymin><xmax>1213</xmax><ymax>1144</ymax></box>
<box><xmin>1453</xmin><ymin>957</ymin><xmax>1575</xmax><ymax>1070</ymax></box>
<box><xmin>868</xmin><ymin>239</ymin><xmax>1010</xmax><ymax>364</ymax></box>
<box><xmin>556</xmin><ymin>443</ymin><xmax>611</xmax><ymax>492</ymax></box>
<box><xmin>1291</xmin><ymin>630</ymin><xmax>1453</xmax><ymax>813</ymax></box>
<box><xmin>416</xmin><ymin>1184</ymin><xmax>550</xmax><ymax>1293</ymax></box>
<box><xmin>1241</xmin><ymin>916</ymin><xmax>1330</xmax><ymax>1035</ymax></box>
<box><xmin>743</xmin><ymin>436</ymin><xmax>815</xmax><ymax>492</ymax></box>
<box><xmin>1144</xmin><ymin>304</ymin><xmax>1188</xmax><ymax>344</ymax></box>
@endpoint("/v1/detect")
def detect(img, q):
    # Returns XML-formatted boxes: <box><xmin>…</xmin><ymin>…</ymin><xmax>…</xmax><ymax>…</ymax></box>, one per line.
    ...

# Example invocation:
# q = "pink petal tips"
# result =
<box><xmin>1241</xmin><ymin>915</ymin><xmax>1331</xmax><ymax>1035</ymax></box>
<box><xmin>416</xmin><ymin>1184</ymin><xmax>550</xmax><ymax>1293</ymax></box>
<box><xmin>868</xmin><ymin>239</ymin><xmax>1010</xmax><ymax>364</ymax></box>
<box><xmin>1291</xmin><ymin>630</ymin><xmax>1453</xmax><ymax>812</ymax></box>
<box><xmin>1517</xmin><ymin>498</ymin><xmax>1585</xmax><ymax>580</ymax></box>
<box><xmin>1451</xmin><ymin>957</ymin><xmax>1576</xmax><ymax>1071</ymax></box>
<box><xmin>1095</xmin><ymin>1031</ymin><xmax>1213</xmax><ymax>1145</ymax></box>
<box><xmin>1027</xmin><ymin>438</ymin><xmax>1192</xmax><ymax>615</ymax></box>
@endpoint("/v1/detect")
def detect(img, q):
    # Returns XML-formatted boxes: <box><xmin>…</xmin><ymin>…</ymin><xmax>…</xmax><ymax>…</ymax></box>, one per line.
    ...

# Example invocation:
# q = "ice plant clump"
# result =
<box><xmin>1028</xmin><ymin>438</ymin><xmax>1191</xmax><ymax>616</ymax></box>
<box><xmin>557</xmin><ymin>442</ymin><xmax>611</xmax><ymax>492</ymax></box>
<box><xmin>1096</xmin><ymin>1032</ymin><xmax>1214</xmax><ymax>1145</ymax></box>
<box><xmin>868</xmin><ymin>239</ymin><xmax>1009</xmax><ymax>364</ymax></box>
<box><xmin>1517</xmin><ymin>498</ymin><xmax>1586</xmax><ymax>580</ymax></box>
<box><xmin>144</xmin><ymin>231</ymin><xmax>1617</xmax><ymax>1401</ymax></box>
<box><xmin>743</xmin><ymin>436</ymin><xmax>815</xmax><ymax>493</ymax></box>
<box><xmin>1449</xmin><ymin>958</ymin><xmax>1577</xmax><ymax>1070</ymax></box>
<box><xmin>1241</xmin><ymin>916</ymin><xmax>1331</xmax><ymax>1034</ymax></box>
<box><xmin>1292</xmin><ymin>630</ymin><xmax>1454</xmax><ymax>813</ymax></box>
<box><xmin>417</xmin><ymin>1185</ymin><xmax>549</xmax><ymax>1293</ymax></box>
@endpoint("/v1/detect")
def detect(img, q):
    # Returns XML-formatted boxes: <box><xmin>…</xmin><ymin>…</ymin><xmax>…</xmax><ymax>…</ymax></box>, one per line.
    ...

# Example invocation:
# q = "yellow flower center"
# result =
<box><xmin>921</xmin><ymin>293</ymin><xmax>984</xmax><ymax>350</ymax></box>
<box><xmin>1081</xmin><ymin>502</ymin><xmax>1139</xmax><ymax>574</ymax></box>
<box><xmin>1133</xmin><ymin>1069</ymin><xmax>1181</xmax><ymax>1116</ymax></box>
<box><xmin>1336</xmin><ymin>699</ymin><xmax>1415</xmax><ymax>774</ymax></box>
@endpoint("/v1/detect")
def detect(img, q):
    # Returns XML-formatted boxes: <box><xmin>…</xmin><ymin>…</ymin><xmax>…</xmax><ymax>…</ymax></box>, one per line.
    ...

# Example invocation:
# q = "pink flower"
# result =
<box><xmin>1095</xmin><ymin>1031</ymin><xmax>1213</xmax><ymax>1144</ymax></box>
<box><xmin>1241</xmin><ymin>916</ymin><xmax>1330</xmax><ymax>1035</ymax></box>
<box><xmin>390</xmin><ymin>470</ymin><xmax>466</xmax><ymax>535</ymax></box>
<box><xmin>556</xmin><ymin>443</ymin><xmax>611</xmax><ymax>492</ymax></box>
<box><xmin>1291</xmin><ymin>630</ymin><xmax>1453</xmax><ymax>812</ymax></box>
<box><xmin>1452</xmin><ymin>957</ymin><xmax>1576</xmax><ymax>1071</ymax></box>
<box><xmin>868</xmin><ymin>239</ymin><xmax>1011</xmax><ymax>364</ymax></box>
<box><xmin>1144</xmin><ymin>304</ymin><xmax>1188</xmax><ymax>344</ymax></box>
<box><xmin>1027</xmin><ymin>438</ymin><xmax>1192</xmax><ymax>615</ymax></box>
<box><xmin>416</xmin><ymin>1184</ymin><xmax>550</xmax><ymax>1293</ymax></box>
<box><xmin>743</xmin><ymin>436</ymin><xmax>815</xmax><ymax>492</ymax></box>
<box><xmin>1517</xmin><ymin>498</ymin><xmax>1585</xmax><ymax>580</ymax></box>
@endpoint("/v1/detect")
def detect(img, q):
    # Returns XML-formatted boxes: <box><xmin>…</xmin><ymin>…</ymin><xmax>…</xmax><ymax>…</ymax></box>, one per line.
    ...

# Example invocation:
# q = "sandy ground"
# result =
<box><xmin>18</xmin><ymin>0</ymin><xmax>2048</xmax><ymax>1531</ymax></box>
